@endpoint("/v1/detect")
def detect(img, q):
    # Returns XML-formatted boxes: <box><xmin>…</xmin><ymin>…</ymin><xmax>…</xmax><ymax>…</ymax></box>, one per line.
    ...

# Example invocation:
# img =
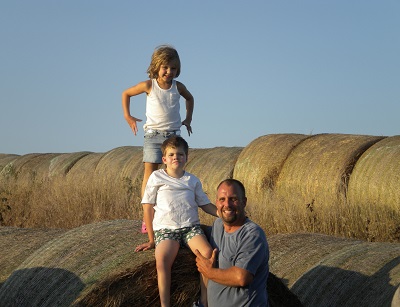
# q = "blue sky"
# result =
<box><xmin>1</xmin><ymin>1</ymin><xmax>399</xmax><ymax>155</ymax></box>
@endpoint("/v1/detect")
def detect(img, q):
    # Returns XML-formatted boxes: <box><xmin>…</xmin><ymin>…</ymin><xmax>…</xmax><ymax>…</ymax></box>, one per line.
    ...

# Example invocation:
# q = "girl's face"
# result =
<box><xmin>157</xmin><ymin>60</ymin><xmax>179</xmax><ymax>83</ymax></box>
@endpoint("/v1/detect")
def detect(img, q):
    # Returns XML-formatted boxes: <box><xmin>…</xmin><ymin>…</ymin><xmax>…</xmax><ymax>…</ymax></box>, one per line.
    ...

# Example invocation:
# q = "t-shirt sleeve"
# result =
<box><xmin>194</xmin><ymin>178</ymin><xmax>211</xmax><ymax>206</ymax></box>
<box><xmin>235</xmin><ymin>228</ymin><xmax>268</xmax><ymax>276</ymax></box>
<box><xmin>141</xmin><ymin>173</ymin><xmax>158</xmax><ymax>204</ymax></box>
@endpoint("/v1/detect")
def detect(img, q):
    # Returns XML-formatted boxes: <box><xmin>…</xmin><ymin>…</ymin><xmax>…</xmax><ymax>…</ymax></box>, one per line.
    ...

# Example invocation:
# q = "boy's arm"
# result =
<box><xmin>177</xmin><ymin>81</ymin><xmax>194</xmax><ymax>136</ymax></box>
<box><xmin>200</xmin><ymin>203</ymin><xmax>218</xmax><ymax>217</ymax></box>
<box><xmin>122</xmin><ymin>80</ymin><xmax>151</xmax><ymax>135</ymax></box>
<box><xmin>135</xmin><ymin>203</ymin><xmax>155</xmax><ymax>252</ymax></box>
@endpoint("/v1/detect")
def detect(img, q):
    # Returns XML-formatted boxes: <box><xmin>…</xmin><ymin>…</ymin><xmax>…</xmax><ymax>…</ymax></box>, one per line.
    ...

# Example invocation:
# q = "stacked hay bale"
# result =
<box><xmin>275</xmin><ymin>134</ymin><xmax>384</xmax><ymax>207</ymax></box>
<box><xmin>0</xmin><ymin>153</ymin><xmax>61</xmax><ymax>183</ymax></box>
<box><xmin>1</xmin><ymin>221</ymin><xmax>397</xmax><ymax>306</ymax></box>
<box><xmin>186</xmin><ymin>147</ymin><xmax>243</xmax><ymax>195</ymax></box>
<box><xmin>233</xmin><ymin>134</ymin><xmax>310</xmax><ymax>205</ymax></box>
<box><xmin>0</xmin><ymin>226</ymin><xmax>65</xmax><ymax>284</ymax></box>
<box><xmin>0</xmin><ymin>220</ymin><xmax>301</xmax><ymax>307</ymax></box>
<box><xmin>48</xmin><ymin>152</ymin><xmax>92</xmax><ymax>178</ymax></box>
<box><xmin>268</xmin><ymin>233</ymin><xmax>400</xmax><ymax>306</ymax></box>
<box><xmin>0</xmin><ymin>220</ymin><xmax>162</xmax><ymax>306</ymax></box>
<box><xmin>347</xmin><ymin>136</ymin><xmax>400</xmax><ymax>242</ymax></box>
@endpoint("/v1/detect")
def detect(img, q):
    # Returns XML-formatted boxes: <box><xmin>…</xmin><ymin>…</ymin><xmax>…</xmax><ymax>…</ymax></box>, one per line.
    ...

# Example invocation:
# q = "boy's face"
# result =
<box><xmin>162</xmin><ymin>146</ymin><xmax>187</xmax><ymax>170</ymax></box>
<box><xmin>158</xmin><ymin>60</ymin><xmax>179</xmax><ymax>83</ymax></box>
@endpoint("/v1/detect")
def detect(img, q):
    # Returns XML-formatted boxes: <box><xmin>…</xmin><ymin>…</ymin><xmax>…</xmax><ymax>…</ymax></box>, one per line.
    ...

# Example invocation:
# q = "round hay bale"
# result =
<box><xmin>65</xmin><ymin>152</ymin><xmax>105</xmax><ymax>184</ymax></box>
<box><xmin>0</xmin><ymin>226</ymin><xmax>65</xmax><ymax>283</ymax></box>
<box><xmin>348</xmin><ymin>135</ymin><xmax>400</xmax><ymax>209</ymax></box>
<box><xmin>275</xmin><ymin>134</ymin><xmax>385</xmax><ymax>207</ymax></box>
<box><xmin>94</xmin><ymin>147</ymin><xmax>141</xmax><ymax>184</ymax></box>
<box><xmin>48</xmin><ymin>152</ymin><xmax>92</xmax><ymax>177</ymax></box>
<box><xmin>0</xmin><ymin>154</ymin><xmax>19</xmax><ymax>174</ymax></box>
<box><xmin>185</xmin><ymin>147</ymin><xmax>243</xmax><ymax>198</ymax></box>
<box><xmin>268</xmin><ymin>233</ymin><xmax>400</xmax><ymax>306</ymax></box>
<box><xmin>393</xmin><ymin>286</ymin><xmax>400</xmax><ymax>307</ymax></box>
<box><xmin>0</xmin><ymin>153</ymin><xmax>43</xmax><ymax>182</ymax></box>
<box><xmin>0</xmin><ymin>220</ymin><xmax>200</xmax><ymax>307</ymax></box>
<box><xmin>0</xmin><ymin>153</ymin><xmax>62</xmax><ymax>184</ymax></box>
<box><xmin>233</xmin><ymin>134</ymin><xmax>310</xmax><ymax>206</ymax></box>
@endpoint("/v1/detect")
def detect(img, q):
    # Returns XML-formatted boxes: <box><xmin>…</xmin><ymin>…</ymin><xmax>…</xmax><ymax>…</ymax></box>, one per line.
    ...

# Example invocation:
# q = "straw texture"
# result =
<box><xmin>275</xmin><ymin>134</ymin><xmax>384</xmax><ymax>206</ymax></box>
<box><xmin>186</xmin><ymin>147</ymin><xmax>243</xmax><ymax>197</ymax></box>
<box><xmin>348</xmin><ymin>135</ymin><xmax>400</xmax><ymax>209</ymax></box>
<box><xmin>233</xmin><ymin>134</ymin><xmax>310</xmax><ymax>206</ymax></box>
<box><xmin>0</xmin><ymin>221</ymin><xmax>302</xmax><ymax>307</ymax></box>
<box><xmin>0</xmin><ymin>226</ymin><xmax>65</xmax><ymax>283</ymax></box>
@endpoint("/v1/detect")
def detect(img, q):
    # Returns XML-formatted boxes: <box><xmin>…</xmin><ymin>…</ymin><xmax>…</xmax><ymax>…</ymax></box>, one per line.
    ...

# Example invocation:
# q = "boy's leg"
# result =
<box><xmin>187</xmin><ymin>234</ymin><xmax>213</xmax><ymax>307</ymax></box>
<box><xmin>155</xmin><ymin>239</ymin><xmax>180</xmax><ymax>307</ymax></box>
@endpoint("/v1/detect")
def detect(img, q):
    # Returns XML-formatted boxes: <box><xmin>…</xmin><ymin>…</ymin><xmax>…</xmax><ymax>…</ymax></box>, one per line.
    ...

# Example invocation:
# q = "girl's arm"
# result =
<box><xmin>177</xmin><ymin>81</ymin><xmax>194</xmax><ymax>136</ymax></box>
<box><xmin>135</xmin><ymin>203</ymin><xmax>155</xmax><ymax>252</ymax></box>
<box><xmin>122</xmin><ymin>80</ymin><xmax>151</xmax><ymax>135</ymax></box>
<box><xmin>200</xmin><ymin>203</ymin><xmax>218</xmax><ymax>217</ymax></box>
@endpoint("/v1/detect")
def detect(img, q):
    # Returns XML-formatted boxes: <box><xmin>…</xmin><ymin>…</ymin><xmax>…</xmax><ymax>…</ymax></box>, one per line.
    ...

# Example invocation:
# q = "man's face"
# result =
<box><xmin>216</xmin><ymin>182</ymin><xmax>247</xmax><ymax>227</ymax></box>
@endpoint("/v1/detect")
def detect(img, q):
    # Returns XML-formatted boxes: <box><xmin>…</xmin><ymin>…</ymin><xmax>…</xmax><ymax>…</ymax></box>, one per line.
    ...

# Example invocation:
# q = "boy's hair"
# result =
<box><xmin>161</xmin><ymin>136</ymin><xmax>189</xmax><ymax>156</ymax></box>
<box><xmin>147</xmin><ymin>45</ymin><xmax>181</xmax><ymax>79</ymax></box>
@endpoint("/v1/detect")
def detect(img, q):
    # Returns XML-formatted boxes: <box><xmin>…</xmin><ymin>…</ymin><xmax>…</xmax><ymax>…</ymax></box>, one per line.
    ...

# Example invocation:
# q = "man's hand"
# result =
<box><xmin>195</xmin><ymin>248</ymin><xmax>218</xmax><ymax>278</ymax></box>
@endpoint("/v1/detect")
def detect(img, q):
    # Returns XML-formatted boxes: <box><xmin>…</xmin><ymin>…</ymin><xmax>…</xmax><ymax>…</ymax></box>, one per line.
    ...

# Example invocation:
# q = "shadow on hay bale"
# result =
<box><xmin>0</xmin><ymin>227</ymin><xmax>66</xmax><ymax>284</ymax></box>
<box><xmin>0</xmin><ymin>267</ymin><xmax>85</xmax><ymax>306</ymax></box>
<box><xmin>268</xmin><ymin>233</ymin><xmax>400</xmax><ymax>306</ymax></box>
<box><xmin>75</xmin><ymin>257</ymin><xmax>302</xmax><ymax>307</ymax></box>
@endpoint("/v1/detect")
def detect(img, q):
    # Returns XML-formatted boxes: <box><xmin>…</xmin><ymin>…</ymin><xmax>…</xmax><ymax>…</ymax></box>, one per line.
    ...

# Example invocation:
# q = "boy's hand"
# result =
<box><xmin>182</xmin><ymin>120</ymin><xmax>192</xmax><ymax>136</ymax></box>
<box><xmin>135</xmin><ymin>241</ymin><xmax>155</xmax><ymax>252</ymax></box>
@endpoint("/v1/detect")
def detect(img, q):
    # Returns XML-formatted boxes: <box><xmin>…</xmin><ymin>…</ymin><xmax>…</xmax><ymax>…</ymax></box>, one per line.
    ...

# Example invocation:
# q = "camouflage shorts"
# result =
<box><xmin>154</xmin><ymin>225</ymin><xmax>204</xmax><ymax>247</ymax></box>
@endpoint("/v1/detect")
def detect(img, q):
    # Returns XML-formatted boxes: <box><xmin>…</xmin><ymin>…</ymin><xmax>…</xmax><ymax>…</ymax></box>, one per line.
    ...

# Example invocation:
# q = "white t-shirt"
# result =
<box><xmin>142</xmin><ymin>169</ymin><xmax>211</xmax><ymax>230</ymax></box>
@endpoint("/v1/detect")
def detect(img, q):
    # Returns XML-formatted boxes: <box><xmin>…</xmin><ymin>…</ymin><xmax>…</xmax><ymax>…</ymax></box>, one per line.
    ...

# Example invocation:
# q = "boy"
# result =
<box><xmin>135</xmin><ymin>136</ymin><xmax>217</xmax><ymax>307</ymax></box>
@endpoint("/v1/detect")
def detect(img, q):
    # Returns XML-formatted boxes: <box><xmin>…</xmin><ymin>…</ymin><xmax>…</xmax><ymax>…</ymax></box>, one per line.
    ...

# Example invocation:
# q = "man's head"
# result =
<box><xmin>216</xmin><ymin>179</ymin><xmax>247</xmax><ymax>230</ymax></box>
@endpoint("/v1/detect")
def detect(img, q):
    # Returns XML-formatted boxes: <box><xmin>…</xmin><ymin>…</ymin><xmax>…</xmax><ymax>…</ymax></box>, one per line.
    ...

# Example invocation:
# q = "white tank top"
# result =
<box><xmin>143</xmin><ymin>79</ymin><xmax>182</xmax><ymax>131</ymax></box>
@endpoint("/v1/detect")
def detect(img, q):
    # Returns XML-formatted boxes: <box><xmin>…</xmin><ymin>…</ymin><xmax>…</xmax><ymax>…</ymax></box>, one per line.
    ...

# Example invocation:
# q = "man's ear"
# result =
<box><xmin>162</xmin><ymin>156</ymin><xmax>167</xmax><ymax>164</ymax></box>
<box><xmin>243</xmin><ymin>197</ymin><xmax>248</xmax><ymax>207</ymax></box>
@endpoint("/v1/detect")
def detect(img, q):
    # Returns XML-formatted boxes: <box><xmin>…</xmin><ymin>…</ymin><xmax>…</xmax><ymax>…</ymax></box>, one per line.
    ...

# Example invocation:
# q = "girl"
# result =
<box><xmin>122</xmin><ymin>45</ymin><xmax>194</xmax><ymax>233</ymax></box>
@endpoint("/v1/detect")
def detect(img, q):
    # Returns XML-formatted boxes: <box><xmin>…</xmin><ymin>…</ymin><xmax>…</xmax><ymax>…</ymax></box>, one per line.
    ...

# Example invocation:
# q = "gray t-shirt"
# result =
<box><xmin>208</xmin><ymin>218</ymin><xmax>269</xmax><ymax>307</ymax></box>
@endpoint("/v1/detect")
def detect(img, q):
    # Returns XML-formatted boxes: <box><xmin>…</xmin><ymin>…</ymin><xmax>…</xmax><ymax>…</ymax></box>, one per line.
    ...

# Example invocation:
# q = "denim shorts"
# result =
<box><xmin>154</xmin><ymin>225</ymin><xmax>205</xmax><ymax>247</ymax></box>
<box><xmin>143</xmin><ymin>129</ymin><xmax>180</xmax><ymax>163</ymax></box>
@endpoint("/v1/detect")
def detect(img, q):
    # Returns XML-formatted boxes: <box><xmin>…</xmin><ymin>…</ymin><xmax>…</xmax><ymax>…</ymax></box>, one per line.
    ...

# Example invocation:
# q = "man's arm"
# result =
<box><xmin>195</xmin><ymin>249</ymin><xmax>254</xmax><ymax>287</ymax></box>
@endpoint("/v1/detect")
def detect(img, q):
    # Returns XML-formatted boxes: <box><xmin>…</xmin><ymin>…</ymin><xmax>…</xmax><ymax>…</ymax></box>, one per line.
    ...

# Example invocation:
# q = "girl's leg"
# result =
<box><xmin>155</xmin><ymin>239</ymin><xmax>180</xmax><ymax>307</ymax></box>
<box><xmin>142</xmin><ymin>162</ymin><xmax>159</xmax><ymax>197</ymax></box>
<box><xmin>188</xmin><ymin>235</ymin><xmax>213</xmax><ymax>307</ymax></box>
<box><xmin>141</xmin><ymin>162</ymin><xmax>159</xmax><ymax>233</ymax></box>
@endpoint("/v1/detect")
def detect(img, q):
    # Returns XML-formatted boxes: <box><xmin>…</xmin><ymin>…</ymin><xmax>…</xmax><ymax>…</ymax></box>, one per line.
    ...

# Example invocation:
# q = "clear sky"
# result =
<box><xmin>1</xmin><ymin>1</ymin><xmax>399</xmax><ymax>155</ymax></box>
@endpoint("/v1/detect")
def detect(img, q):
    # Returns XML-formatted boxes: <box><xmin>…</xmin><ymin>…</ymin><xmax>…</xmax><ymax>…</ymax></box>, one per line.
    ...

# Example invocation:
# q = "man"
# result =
<box><xmin>195</xmin><ymin>179</ymin><xmax>269</xmax><ymax>306</ymax></box>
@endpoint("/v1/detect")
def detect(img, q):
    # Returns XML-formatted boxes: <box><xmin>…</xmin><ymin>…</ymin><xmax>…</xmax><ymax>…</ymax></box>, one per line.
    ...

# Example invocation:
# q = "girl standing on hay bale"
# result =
<box><xmin>122</xmin><ymin>45</ymin><xmax>195</xmax><ymax>234</ymax></box>
<box><xmin>135</xmin><ymin>136</ymin><xmax>218</xmax><ymax>307</ymax></box>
